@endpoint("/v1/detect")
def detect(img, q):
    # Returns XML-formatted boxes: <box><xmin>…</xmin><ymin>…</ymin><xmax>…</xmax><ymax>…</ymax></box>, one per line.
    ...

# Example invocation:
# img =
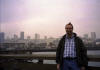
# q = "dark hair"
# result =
<box><xmin>65</xmin><ymin>22</ymin><xmax>73</xmax><ymax>29</ymax></box>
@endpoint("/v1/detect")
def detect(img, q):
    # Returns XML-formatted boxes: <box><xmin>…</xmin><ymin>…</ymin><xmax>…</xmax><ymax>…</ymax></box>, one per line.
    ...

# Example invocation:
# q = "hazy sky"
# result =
<box><xmin>0</xmin><ymin>0</ymin><xmax>100</xmax><ymax>39</ymax></box>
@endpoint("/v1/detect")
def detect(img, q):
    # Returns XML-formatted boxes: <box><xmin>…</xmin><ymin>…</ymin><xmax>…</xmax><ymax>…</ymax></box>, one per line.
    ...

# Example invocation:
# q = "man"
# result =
<box><xmin>56</xmin><ymin>22</ymin><xmax>88</xmax><ymax>70</ymax></box>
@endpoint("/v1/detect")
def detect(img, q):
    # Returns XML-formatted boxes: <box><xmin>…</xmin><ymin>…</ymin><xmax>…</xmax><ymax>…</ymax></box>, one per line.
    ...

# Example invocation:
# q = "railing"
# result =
<box><xmin>0</xmin><ymin>47</ymin><xmax>100</xmax><ymax>70</ymax></box>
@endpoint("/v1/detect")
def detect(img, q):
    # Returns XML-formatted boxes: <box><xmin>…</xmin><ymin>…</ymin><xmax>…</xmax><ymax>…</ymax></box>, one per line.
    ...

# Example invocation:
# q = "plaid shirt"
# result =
<box><xmin>63</xmin><ymin>34</ymin><xmax>76</xmax><ymax>58</ymax></box>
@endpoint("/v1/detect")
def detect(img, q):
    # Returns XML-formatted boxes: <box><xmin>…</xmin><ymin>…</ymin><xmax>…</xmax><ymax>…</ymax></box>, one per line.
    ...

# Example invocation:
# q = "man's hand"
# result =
<box><xmin>57</xmin><ymin>64</ymin><xmax>60</xmax><ymax>70</ymax></box>
<box><xmin>80</xmin><ymin>66</ymin><xmax>85</xmax><ymax>70</ymax></box>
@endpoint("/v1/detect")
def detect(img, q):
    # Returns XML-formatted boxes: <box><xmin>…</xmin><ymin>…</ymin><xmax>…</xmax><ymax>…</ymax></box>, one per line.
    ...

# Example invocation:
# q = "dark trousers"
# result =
<box><xmin>60</xmin><ymin>59</ymin><xmax>80</xmax><ymax>70</ymax></box>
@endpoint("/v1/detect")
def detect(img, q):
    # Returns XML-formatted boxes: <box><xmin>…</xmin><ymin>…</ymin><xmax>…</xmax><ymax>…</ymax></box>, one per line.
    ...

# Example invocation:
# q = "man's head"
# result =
<box><xmin>65</xmin><ymin>22</ymin><xmax>73</xmax><ymax>35</ymax></box>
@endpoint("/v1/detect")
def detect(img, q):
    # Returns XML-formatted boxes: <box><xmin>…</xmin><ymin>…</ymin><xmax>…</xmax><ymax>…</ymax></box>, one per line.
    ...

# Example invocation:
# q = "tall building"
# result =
<box><xmin>13</xmin><ymin>34</ymin><xmax>18</xmax><ymax>40</ymax></box>
<box><xmin>91</xmin><ymin>32</ymin><xmax>96</xmax><ymax>47</ymax></box>
<box><xmin>20</xmin><ymin>32</ymin><xmax>24</xmax><ymax>40</ymax></box>
<box><xmin>0</xmin><ymin>32</ymin><xmax>5</xmax><ymax>43</ymax></box>
<box><xmin>91</xmin><ymin>32</ymin><xmax>96</xmax><ymax>41</ymax></box>
<box><xmin>44</xmin><ymin>36</ymin><xmax>47</xmax><ymax>40</ymax></box>
<box><xmin>27</xmin><ymin>36</ymin><xmax>31</xmax><ymax>40</ymax></box>
<box><xmin>84</xmin><ymin>34</ymin><xmax>88</xmax><ymax>39</ymax></box>
<box><xmin>35</xmin><ymin>33</ymin><xmax>40</xmax><ymax>40</ymax></box>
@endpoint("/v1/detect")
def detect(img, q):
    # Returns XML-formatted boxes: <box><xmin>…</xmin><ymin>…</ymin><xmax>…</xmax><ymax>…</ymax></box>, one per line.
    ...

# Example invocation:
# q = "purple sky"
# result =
<box><xmin>0</xmin><ymin>0</ymin><xmax>100</xmax><ymax>38</ymax></box>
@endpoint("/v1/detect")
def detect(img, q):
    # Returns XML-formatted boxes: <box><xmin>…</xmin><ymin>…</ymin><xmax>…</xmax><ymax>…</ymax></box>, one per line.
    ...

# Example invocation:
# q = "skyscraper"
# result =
<box><xmin>84</xmin><ymin>34</ymin><xmax>88</xmax><ymax>39</ymax></box>
<box><xmin>35</xmin><ymin>33</ymin><xmax>40</xmax><ymax>40</ymax></box>
<box><xmin>91</xmin><ymin>32</ymin><xmax>96</xmax><ymax>47</ymax></box>
<box><xmin>20</xmin><ymin>32</ymin><xmax>24</xmax><ymax>40</ymax></box>
<box><xmin>27</xmin><ymin>36</ymin><xmax>31</xmax><ymax>40</ymax></box>
<box><xmin>0</xmin><ymin>32</ymin><xmax>5</xmax><ymax>43</ymax></box>
<box><xmin>13</xmin><ymin>34</ymin><xmax>18</xmax><ymax>40</ymax></box>
<box><xmin>91</xmin><ymin>32</ymin><xmax>96</xmax><ymax>41</ymax></box>
<box><xmin>44</xmin><ymin>36</ymin><xmax>47</xmax><ymax>40</ymax></box>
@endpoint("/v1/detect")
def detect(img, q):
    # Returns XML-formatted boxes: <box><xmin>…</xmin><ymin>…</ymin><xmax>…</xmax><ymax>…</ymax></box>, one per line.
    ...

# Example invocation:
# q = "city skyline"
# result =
<box><xmin>0</xmin><ymin>0</ymin><xmax>100</xmax><ymax>38</ymax></box>
<box><xmin>0</xmin><ymin>31</ymin><xmax>98</xmax><ymax>39</ymax></box>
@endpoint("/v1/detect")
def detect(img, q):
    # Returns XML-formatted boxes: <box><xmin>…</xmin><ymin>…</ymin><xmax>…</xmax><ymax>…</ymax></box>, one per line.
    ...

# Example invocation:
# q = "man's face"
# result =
<box><xmin>65</xmin><ymin>25</ymin><xmax>73</xmax><ymax>35</ymax></box>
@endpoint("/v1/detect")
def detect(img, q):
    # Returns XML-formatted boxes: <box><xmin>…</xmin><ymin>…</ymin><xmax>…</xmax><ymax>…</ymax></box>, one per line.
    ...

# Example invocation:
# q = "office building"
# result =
<box><xmin>0</xmin><ymin>32</ymin><xmax>5</xmax><ymax>43</ymax></box>
<box><xmin>20</xmin><ymin>32</ymin><xmax>24</xmax><ymax>40</ymax></box>
<box><xmin>91</xmin><ymin>32</ymin><xmax>96</xmax><ymax>41</ymax></box>
<box><xmin>35</xmin><ymin>33</ymin><xmax>40</xmax><ymax>40</ymax></box>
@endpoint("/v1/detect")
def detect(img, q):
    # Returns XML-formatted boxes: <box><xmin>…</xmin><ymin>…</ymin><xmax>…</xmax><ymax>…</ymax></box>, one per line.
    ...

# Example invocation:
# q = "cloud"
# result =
<box><xmin>0</xmin><ymin>0</ymin><xmax>100</xmax><ymax>38</ymax></box>
<box><xmin>0</xmin><ymin>0</ymin><xmax>43</xmax><ymax>23</ymax></box>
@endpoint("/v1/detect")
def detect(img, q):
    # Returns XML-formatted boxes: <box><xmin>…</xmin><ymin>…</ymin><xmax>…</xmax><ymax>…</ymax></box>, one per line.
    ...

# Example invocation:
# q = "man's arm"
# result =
<box><xmin>56</xmin><ymin>38</ymin><xmax>62</xmax><ymax>64</ymax></box>
<box><xmin>56</xmin><ymin>37</ymin><xmax>64</xmax><ymax>70</ymax></box>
